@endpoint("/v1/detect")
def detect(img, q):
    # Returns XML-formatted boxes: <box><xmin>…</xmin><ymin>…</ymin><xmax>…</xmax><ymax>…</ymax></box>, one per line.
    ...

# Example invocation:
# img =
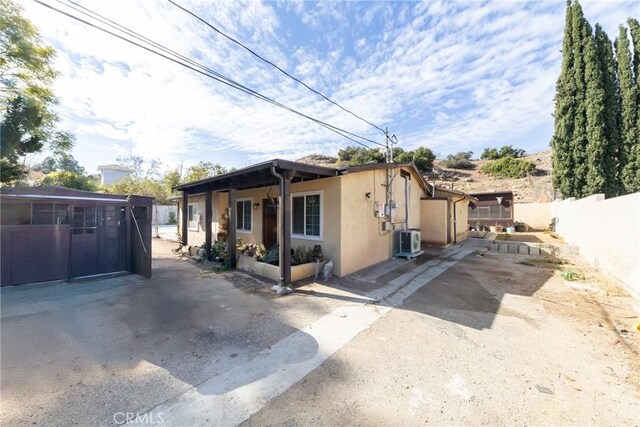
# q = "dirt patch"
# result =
<box><xmin>496</xmin><ymin>231</ymin><xmax>565</xmax><ymax>244</ymax></box>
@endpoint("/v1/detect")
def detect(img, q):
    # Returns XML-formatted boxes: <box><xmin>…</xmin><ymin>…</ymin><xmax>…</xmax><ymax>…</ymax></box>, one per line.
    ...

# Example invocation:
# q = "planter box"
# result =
<box><xmin>237</xmin><ymin>254</ymin><xmax>325</xmax><ymax>282</ymax></box>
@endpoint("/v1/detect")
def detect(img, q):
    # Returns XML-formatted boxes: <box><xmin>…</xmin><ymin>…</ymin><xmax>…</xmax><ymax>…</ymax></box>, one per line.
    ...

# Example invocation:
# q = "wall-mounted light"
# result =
<box><xmin>253</xmin><ymin>202</ymin><xmax>260</xmax><ymax>210</ymax></box>
<box><xmin>365</xmin><ymin>192</ymin><xmax>371</xmax><ymax>199</ymax></box>
<box><xmin>496</xmin><ymin>196</ymin><xmax>503</xmax><ymax>204</ymax></box>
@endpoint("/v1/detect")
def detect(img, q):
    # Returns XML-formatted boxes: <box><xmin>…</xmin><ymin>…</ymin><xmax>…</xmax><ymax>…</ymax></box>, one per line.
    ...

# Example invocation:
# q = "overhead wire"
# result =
<box><xmin>35</xmin><ymin>0</ymin><xmax>385</xmax><ymax>150</ymax></box>
<box><xmin>167</xmin><ymin>0</ymin><xmax>387</xmax><ymax>136</ymax></box>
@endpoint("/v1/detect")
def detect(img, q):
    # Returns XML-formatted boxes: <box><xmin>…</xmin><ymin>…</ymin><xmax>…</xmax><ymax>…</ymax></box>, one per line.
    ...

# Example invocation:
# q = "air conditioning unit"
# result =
<box><xmin>396</xmin><ymin>229</ymin><xmax>423</xmax><ymax>258</ymax></box>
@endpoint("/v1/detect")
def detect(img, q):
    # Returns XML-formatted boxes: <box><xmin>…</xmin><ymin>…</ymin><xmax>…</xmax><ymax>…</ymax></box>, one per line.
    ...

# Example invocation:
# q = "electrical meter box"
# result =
<box><xmin>374</xmin><ymin>201</ymin><xmax>385</xmax><ymax>218</ymax></box>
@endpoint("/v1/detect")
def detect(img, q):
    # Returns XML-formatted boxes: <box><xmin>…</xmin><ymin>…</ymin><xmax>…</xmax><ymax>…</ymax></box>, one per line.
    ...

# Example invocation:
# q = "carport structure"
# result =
<box><xmin>0</xmin><ymin>186</ymin><xmax>153</xmax><ymax>286</ymax></box>
<box><xmin>173</xmin><ymin>159</ymin><xmax>338</xmax><ymax>285</ymax></box>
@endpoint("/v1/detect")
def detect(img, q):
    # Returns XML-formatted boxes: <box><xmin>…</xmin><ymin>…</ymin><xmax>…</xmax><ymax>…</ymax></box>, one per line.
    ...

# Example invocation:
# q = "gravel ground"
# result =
<box><xmin>244</xmin><ymin>251</ymin><xmax>640</xmax><ymax>426</ymax></box>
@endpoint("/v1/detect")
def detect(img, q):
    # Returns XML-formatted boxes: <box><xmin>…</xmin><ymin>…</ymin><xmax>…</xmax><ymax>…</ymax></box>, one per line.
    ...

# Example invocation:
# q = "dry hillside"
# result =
<box><xmin>428</xmin><ymin>149</ymin><xmax>554</xmax><ymax>203</ymax></box>
<box><xmin>297</xmin><ymin>149</ymin><xmax>554</xmax><ymax>203</ymax></box>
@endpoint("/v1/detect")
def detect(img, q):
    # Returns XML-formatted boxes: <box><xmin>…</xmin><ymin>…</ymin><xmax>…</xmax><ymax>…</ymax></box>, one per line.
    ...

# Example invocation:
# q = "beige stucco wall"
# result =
<box><xmin>230</xmin><ymin>178</ymin><xmax>343</xmax><ymax>275</ymax></box>
<box><xmin>452</xmin><ymin>197</ymin><xmax>469</xmax><ymax>243</ymax></box>
<box><xmin>514</xmin><ymin>202</ymin><xmax>552</xmax><ymax>231</ymax></box>
<box><xmin>420</xmin><ymin>199</ymin><xmax>448</xmax><ymax>245</ymax></box>
<box><xmin>552</xmin><ymin>193</ymin><xmax>640</xmax><ymax>297</ymax></box>
<box><xmin>339</xmin><ymin>167</ymin><xmax>425</xmax><ymax>276</ymax></box>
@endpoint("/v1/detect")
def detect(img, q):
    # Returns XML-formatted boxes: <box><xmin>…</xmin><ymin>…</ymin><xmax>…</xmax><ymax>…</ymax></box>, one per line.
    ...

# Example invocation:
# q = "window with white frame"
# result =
<box><xmin>236</xmin><ymin>198</ymin><xmax>252</xmax><ymax>232</ymax></box>
<box><xmin>188</xmin><ymin>203</ymin><xmax>199</xmax><ymax>230</ymax></box>
<box><xmin>292</xmin><ymin>192</ymin><xmax>322</xmax><ymax>239</ymax></box>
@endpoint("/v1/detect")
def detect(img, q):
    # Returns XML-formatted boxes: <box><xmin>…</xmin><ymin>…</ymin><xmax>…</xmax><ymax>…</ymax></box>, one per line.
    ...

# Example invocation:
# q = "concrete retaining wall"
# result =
<box><xmin>514</xmin><ymin>202</ymin><xmax>552</xmax><ymax>231</ymax></box>
<box><xmin>237</xmin><ymin>254</ymin><xmax>325</xmax><ymax>282</ymax></box>
<box><xmin>552</xmin><ymin>193</ymin><xmax>640</xmax><ymax>297</ymax></box>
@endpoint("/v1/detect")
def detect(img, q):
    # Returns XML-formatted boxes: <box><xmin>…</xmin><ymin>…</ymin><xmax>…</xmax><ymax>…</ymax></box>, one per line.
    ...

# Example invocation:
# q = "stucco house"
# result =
<box><xmin>174</xmin><ymin>159</ymin><xmax>471</xmax><ymax>285</ymax></box>
<box><xmin>97</xmin><ymin>164</ymin><xmax>134</xmax><ymax>185</ymax></box>
<box><xmin>420</xmin><ymin>186</ymin><xmax>476</xmax><ymax>246</ymax></box>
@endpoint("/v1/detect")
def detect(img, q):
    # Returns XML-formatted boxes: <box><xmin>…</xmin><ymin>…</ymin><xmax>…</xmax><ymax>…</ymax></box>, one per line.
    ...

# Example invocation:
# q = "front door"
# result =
<box><xmin>262</xmin><ymin>198</ymin><xmax>278</xmax><ymax>250</ymax></box>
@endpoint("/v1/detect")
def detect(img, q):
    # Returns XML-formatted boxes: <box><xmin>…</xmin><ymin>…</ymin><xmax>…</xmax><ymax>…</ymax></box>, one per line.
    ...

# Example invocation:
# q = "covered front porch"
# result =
<box><xmin>173</xmin><ymin>159</ymin><xmax>339</xmax><ymax>285</ymax></box>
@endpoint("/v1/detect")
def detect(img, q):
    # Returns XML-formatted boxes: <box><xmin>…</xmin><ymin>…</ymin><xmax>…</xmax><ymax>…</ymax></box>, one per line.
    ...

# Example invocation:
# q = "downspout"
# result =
<box><xmin>453</xmin><ymin>196</ymin><xmax>465</xmax><ymax>244</ymax></box>
<box><xmin>270</xmin><ymin>165</ymin><xmax>285</xmax><ymax>285</ymax></box>
<box><xmin>403</xmin><ymin>174</ymin><xmax>409</xmax><ymax>230</ymax></box>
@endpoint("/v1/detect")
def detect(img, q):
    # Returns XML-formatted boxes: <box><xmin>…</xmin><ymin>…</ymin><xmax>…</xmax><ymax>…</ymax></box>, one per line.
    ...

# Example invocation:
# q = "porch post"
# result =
<box><xmin>204</xmin><ymin>190</ymin><xmax>212</xmax><ymax>260</ymax></box>
<box><xmin>281</xmin><ymin>171</ymin><xmax>293</xmax><ymax>285</ymax></box>
<box><xmin>227</xmin><ymin>185</ymin><xmax>237</xmax><ymax>269</ymax></box>
<box><xmin>181</xmin><ymin>192</ymin><xmax>188</xmax><ymax>246</ymax></box>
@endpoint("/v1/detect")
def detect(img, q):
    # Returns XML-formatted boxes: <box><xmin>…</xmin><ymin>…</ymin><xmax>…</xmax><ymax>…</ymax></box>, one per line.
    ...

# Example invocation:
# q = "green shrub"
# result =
<box><xmin>167</xmin><ymin>211</ymin><xmax>177</xmax><ymax>225</ymax></box>
<box><xmin>261</xmin><ymin>244</ymin><xmax>279</xmax><ymax>265</ymax></box>
<box><xmin>443</xmin><ymin>151</ymin><xmax>475</xmax><ymax>169</ymax></box>
<box><xmin>480</xmin><ymin>157</ymin><xmax>536</xmax><ymax>178</ymax></box>
<box><xmin>294</xmin><ymin>245</ymin><xmax>310</xmax><ymax>265</ymax></box>
<box><xmin>481</xmin><ymin>145</ymin><xmax>526</xmax><ymax>160</ymax></box>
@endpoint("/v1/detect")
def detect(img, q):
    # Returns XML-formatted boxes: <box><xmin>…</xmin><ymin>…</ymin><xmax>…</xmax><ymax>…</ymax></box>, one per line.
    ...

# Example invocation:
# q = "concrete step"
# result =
<box><xmin>488</xmin><ymin>242</ymin><xmax>579</xmax><ymax>257</ymax></box>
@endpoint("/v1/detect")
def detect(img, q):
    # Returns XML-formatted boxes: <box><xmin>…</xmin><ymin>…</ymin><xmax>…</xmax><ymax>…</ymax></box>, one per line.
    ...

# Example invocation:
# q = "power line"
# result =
<box><xmin>54</xmin><ymin>0</ymin><xmax>382</xmax><ymax>149</ymax></box>
<box><xmin>35</xmin><ymin>0</ymin><xmax>386</xmax><ymax>150</ymax></box>
<box><xmin>168</xmin><ymin>0</ymin><xmax>387</xmax><ymax>135</ymax></box>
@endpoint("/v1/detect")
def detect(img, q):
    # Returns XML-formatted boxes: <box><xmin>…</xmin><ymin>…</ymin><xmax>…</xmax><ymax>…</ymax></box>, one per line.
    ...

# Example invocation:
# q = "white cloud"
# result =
<box><xmin>18</xmin><ymin>0</ymin><xmax>639</xmax><ymax>172</ymax></box>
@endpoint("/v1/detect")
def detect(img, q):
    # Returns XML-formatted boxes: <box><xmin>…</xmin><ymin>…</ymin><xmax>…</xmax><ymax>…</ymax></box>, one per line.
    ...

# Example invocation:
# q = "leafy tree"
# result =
<box><xmin>115</xmin><ymin>153</ymin><xmax>144</xmax><ymax>178</ymax></box>
<box><xmin>481</xmin><ymin>145</ymin><xmax>526</xmax><ymax>160</ymax></box>
<box><xmin>184</xmin><ymin>161</ymin><xmax>227</xmax><ymax>182</ymax></box>
<box><xmin>480</xmin><ymin>157</ymin><xmax>536</xmax><ymax>179</ymax></box>
<box><xmin>0</xmin><ymin>0</ymin><xmax>72</xmax><ymax>184</ymax></box>
<box><xmin>551</xmin><ymin>0</ymin><xmax>576</xmax><ymax>198</ymax></box>
<box><xmin>35</xmin><ymin>151</ymin><xmax>85</xmax><ymax>175</ymax></box>
<box><xmin>337</xmin><ymin>146</ymin><xmax>385</xmax><ymax>165</ymax></box>
<box><xmin>103</xmin><ymin>176</ymin><xmax>171</xmax><ymax>204</ymax></box>
<box><xmin>39</xmin><ymin>171</ymin><xmax>98</xmax><ymax>191</ymax></box>
<box><xmin>393</xmin><ymin>146</ymin><xmax>435</xmax><ymax>172</ymax></box>
<box><xmin>443</xmin><ymin>151</ymin><xmax>474</xmax><ymax>169</ymax></box>
<box><xmin>616</xmin><ymin>25</ymin><xmax>640</xmax><ymax>193</ymax></box>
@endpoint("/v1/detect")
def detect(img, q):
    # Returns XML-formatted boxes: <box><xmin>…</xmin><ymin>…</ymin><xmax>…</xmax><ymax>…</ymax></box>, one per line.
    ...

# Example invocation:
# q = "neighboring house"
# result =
<box><xmin>174</xmin><ymin>159</ymin><xmax>469</xmax><ymax>285</ymax></box>
<box><xmin>0</xmin><ymin>186</ymin><xmax>153</xmax><ymax>287</ymax></box>
<box><xmin>467</xmin><ymin>191</ymin><xmax>514</xmax><ymax>230</ymax></box>
<box><xmin>97</xmin><ymin>164</ymin><xmax>134</xmax><ymax>185</ymax></box>
<box><xmin>420</xmin><ymin>186</ymin><xmax>476</xmax><ymax>246</ymax></box>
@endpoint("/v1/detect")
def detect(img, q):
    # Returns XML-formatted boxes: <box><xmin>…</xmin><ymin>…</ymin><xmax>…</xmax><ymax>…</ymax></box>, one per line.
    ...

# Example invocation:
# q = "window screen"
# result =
<box><xmin>32</xmin><ymin>203</ymin><xmax>54</xmax><ymax>224</ymax></box>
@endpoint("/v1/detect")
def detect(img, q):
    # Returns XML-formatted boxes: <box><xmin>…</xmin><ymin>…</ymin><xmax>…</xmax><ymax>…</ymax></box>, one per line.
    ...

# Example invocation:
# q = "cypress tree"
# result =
<box><xmin>628</xmin><ymin>19</ymin><xmax>640</xmax><ymax>84</ymax></box>
<box><xmin>551</xmin><ymin>0</ymin><xmax>576</xmax><ymax>198</ymax></box>
<box><xmin>594</xmin><ymin>24</ymin><xmax>623</xmax><ymax>196</ymax></box>
<box><xmin>570</xmin><ymin>2</ymin><xmax>590</xmax><ymax>197</ymax></box>
<box><xmin>584</xmin><ymin>28</ymin><xmax>609</xmax><ymax>196</ymax></box>
<box><xmin>627</xmin><ymin>18</ymin><xmax>640</xmax><ymax>193</ymax></box>
<box><xmin>616</xmin><ymin>25</ymin><xmax>640</xmax><ymax>193</ymax></box>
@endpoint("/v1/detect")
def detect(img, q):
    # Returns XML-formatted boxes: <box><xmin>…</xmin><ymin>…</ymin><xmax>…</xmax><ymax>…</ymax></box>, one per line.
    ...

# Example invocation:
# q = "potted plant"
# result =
<box><xmin>489</xmin><ymin>223</ymin><xmax>503</xmax><ymax>233</ymax></box>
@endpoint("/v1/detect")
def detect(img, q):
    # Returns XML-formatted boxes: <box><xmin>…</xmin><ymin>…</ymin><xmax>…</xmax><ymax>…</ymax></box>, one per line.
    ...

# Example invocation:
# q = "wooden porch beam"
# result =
<box><xmin>204</xmin><ymin>190</ymin><xmax>212</xmax><ymax>260</ymax></box>
<box><xmin>281</xmin><ymin>170</ymin><xmax>293</xmax><ymax>285</ymax></box>
<box><xmin>181</xmin><ymin>192</ymin><xmax>188</xmax><ymax>246</ymax></box>
<box><xmin>227</xmin><ymin>185</ymin><xmax>237</xmax><ymax>269</ymax></box>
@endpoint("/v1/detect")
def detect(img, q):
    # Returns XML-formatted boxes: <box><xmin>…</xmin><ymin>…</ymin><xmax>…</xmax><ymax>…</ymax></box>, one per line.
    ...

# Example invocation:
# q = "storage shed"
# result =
<box><xmin>467</xmin><ymin>191</ymin><xmax>514</xmax><ymax>230</ymax></box>
<box><xmin>0</xmin><ymin>186</ymin><xmax>153</xmax><ymax>287</ymax></box>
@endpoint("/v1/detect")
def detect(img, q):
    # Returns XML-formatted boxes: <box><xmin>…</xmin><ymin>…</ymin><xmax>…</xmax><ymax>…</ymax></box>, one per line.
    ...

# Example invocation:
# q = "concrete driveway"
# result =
<box><xmin>1</xmin><ymin>239</ymin><xmax>638</xmax><ymax>426</ymax></box>
<box><xmin>0</xmin><ymin>240</ymin><xmax>345</xmax><ymax>426</ymax></box>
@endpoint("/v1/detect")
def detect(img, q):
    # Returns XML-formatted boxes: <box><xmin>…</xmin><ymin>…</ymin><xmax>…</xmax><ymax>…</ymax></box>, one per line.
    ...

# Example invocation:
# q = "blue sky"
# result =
<box><xmin>22</xmin><ymin>0</ymin><xmax>639</xmax><ymax>174</ymax></box>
